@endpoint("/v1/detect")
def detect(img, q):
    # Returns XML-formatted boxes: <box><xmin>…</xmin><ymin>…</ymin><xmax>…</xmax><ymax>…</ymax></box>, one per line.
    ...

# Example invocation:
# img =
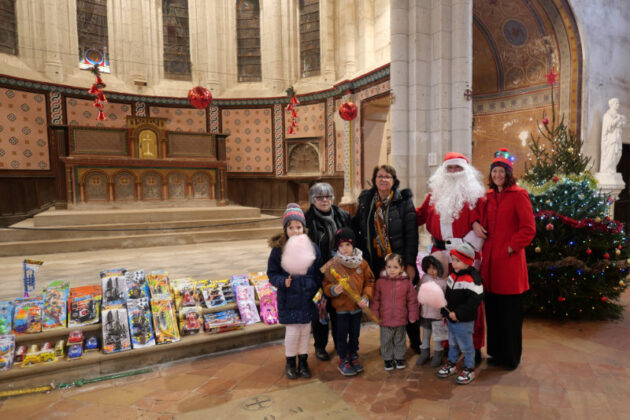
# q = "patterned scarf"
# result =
<box><xmin>336</xmin><ymin>247</ymin><xmax>364</xmax><ymax>269</ymax></box>
<box><xmin>372</xmin><ymin>190</ymin><xmax>393</xmax><ymax>258</ymax></box>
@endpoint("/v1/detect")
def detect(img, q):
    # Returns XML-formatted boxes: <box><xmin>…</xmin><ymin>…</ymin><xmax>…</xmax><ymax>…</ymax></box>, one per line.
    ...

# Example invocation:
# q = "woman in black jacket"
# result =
<box><xmin>353</xmin><ymin>165</ymin><xmax>421</xmax><ymax>352</ymax></box>
<box><xmin>304</xmin><ymin>182</ymin><xmax>351</xmax><ymax>361</ymax></box>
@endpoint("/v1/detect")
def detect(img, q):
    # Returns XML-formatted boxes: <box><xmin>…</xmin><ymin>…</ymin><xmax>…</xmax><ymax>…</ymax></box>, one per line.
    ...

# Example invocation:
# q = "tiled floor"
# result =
<box><xmin>1</xmin><ymin>240</ymin><xmax>630</xmax><ymax>419</ymax></box>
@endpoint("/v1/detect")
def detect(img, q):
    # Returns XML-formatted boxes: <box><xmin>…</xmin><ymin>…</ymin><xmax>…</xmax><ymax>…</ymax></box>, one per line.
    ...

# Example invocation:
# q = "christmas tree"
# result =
<box><xmin>520</xmin><ymin>69</ymin><xmax>628</xmax><ymax>320</ymax></box>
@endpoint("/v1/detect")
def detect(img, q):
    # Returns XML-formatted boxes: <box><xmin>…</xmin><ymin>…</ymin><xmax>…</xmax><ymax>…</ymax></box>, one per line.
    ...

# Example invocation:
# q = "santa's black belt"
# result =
<box><xmin>433</xmin><ymin>238</ymin><xmax>446</xmax><ymax>250</ymax></box>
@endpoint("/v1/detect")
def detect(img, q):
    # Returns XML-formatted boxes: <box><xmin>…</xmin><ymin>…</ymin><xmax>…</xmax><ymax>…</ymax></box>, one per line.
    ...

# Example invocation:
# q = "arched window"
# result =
<box><xmin>300</xmin><ymin>0</ymin><xmax>320</xmax><ymax>78</ymax></box>
<box><xmin>0</xmin><ymin>0</ymin><xmax>18</xmax><ymax>55</ymax></box>
<box><xmin>236</xmin><ymin>0</ymin><xmax>261</xmax><ymax>82</ymax></box>
<box><xmin>77</xmin><ymin>0</ymin><xmax>110</xmax><ymax>72</ymax></box>
<box><xmin>162</xmin><ymin>0</ymin><xmax>192</xmax><ymax>80</ymax></box>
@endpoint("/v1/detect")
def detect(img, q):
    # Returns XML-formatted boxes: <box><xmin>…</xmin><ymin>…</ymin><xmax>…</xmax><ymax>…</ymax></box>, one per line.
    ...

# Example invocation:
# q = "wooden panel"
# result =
<box><xmin>0</xmin><ymin>176</ymin><xmax>56</xmax><ymax>227</ymax></box>
<box><xmin>71</xmin><ymin>127</ymin><xmax>128</xmax><ymax>155</ymax></box>
<box><xmin>167</xmin><ymin>133</ymin><xmax>214</xmax><ymax>157</ymax></box>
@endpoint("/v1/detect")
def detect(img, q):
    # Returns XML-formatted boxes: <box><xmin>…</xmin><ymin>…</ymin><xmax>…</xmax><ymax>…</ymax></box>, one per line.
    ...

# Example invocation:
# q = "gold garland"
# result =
<box><xmin>518</xmin><ymin>172</ymin><xmax>597</xmax><ymax>196</ymax></box>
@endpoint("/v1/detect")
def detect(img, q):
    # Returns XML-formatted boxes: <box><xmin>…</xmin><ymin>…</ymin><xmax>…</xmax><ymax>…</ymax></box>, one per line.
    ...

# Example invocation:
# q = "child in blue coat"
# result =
<box><xmin>267</xmin><ymin>203</ymin><xmax>322</xmax><ymax>379</ymax></box>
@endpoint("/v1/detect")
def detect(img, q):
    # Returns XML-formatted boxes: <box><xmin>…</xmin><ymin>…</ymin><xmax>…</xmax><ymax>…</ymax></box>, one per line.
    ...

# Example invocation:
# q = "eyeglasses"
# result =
<box><xmin>376</xmin><ymin>175</ymin><xmax>393</xmax><ymax>180</ymax></box>
<box><xmin>315</xmin><ymin>196</ymin><xmax>332</xmax><ymax>201</ymax></box>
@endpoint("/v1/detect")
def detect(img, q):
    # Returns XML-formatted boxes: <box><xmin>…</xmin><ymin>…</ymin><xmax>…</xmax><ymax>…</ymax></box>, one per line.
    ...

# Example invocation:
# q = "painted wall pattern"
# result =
<box><xmin>326</xmin><ymin>97</ymin><xmax>335</xmax><ymax>175</ymax></box>
<box><xmin>209</xmin><ymin>106</ymin><xmax>219</xmax><ymax>133</ymax></box>
<box><xmin>285</xmin><ymin>102</ymin><xmax>325</xmax><ymax>138</ymax></box>
<box><xmin>149</xmin><ymin>106</ymin><xmax>206</xmax><ymax>132</ymax></box>
<box><xmin>0</xmin><ymin>88</ymin><xmax>49</xmax><ymax>170</ymax></box>
<box><xmin>135</xmin><ymin>101</ymin><xmax>146</xmax><ymax>117</ymax></box>
<box><xmin>49</xmin><ymin>92</ymin><xmax>63</xmax><ymax>124</ymax></box>
<box><xmin>67</xmin><ymin>98</ymin><xmax>131</xmax><ymax>128</ymax></box>
<box><xmin>273</xmin><ymin>104</ymin><xmax>284</xmax><ymax>176</ymax></box>
<box><xmin>335</xmin><ymin>98</ymin><xmax>345</xmax><ymax>173</ymax></box>
<box><xmin>221</xmin><ymin>108</ymin><xmax>273</xmax><ymax>173</ymax></box>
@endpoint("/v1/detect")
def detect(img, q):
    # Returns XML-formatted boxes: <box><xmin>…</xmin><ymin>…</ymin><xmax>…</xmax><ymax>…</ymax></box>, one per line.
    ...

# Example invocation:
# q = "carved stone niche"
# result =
<box><xmin>286</xmin><ymin>137</ymin><xmax>322</xmax><ymax>175</ymax></box>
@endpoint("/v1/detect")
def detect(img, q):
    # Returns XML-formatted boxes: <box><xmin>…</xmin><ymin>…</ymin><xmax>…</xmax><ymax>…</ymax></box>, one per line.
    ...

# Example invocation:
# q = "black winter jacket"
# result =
<box><xmin>267</xmin><ymin>234</ymin><xmax>323</xmax><ymax>324</ymax></box>
<box><xmin>353</xmin><ymin>187</ymin><xmax>419</xmax><ymax>281</ymax></box>
<box><xmin>441</xmin><ymin>267</ymin><xmax>483</xmax><ymax>323</ymax></box>
<box><xmin>304</xmin><ymin>205</ymin><xmax>351</xmax><ymax>261</ymax></box>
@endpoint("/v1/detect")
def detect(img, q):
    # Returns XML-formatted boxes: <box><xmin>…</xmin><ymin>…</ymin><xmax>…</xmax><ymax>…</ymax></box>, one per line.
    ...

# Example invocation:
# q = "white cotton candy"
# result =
<box><xmin>281</xmin><ymin>234</ymin><xmax>316</xmax><ymax>275</ymax></box>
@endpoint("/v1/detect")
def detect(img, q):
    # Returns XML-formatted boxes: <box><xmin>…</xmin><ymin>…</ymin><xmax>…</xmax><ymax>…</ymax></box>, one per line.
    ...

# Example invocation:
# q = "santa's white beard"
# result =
<box><xmin>428</xmin><ymin>165</ymin><xmax>486</xmax><ymax>224</ymax></box>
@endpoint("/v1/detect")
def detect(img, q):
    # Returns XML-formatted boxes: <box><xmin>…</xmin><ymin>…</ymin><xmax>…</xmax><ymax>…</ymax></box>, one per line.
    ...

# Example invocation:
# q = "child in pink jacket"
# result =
<box><xmin>371</xmin><ymin>253</ymin><xmax>419</xmax><ymax>371</ymax></box>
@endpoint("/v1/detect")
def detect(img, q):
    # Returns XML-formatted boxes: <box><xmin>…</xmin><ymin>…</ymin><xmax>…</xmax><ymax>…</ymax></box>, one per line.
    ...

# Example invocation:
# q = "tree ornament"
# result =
<box><xmin>552</xmin><ymin>176</ymin><xmax>559</xmax><ymax>183</ymax></box>
<box><xmin>620</xmin><ymin>280</ymin><xmax>626</xmax><ymax>287</ymax></box>
<box><xmin>187</xmin><ymin>86</ymin><xmax>212</xmax><ymax>109</ymax></box>
<box><xmin>567</xmin><ymin>147</ymin><xmax>574</xmax><ymax>153</ymax></box>
<box><xmin>88</xmin><ymin>64</ymin><xmax>107</xmax><ymax>120</ymax></box>
<box><xmin>603</xmin><ymin>252</ymin><xmax>610</xmax><ymax>259</ymax></box>
<box><xmin>616</xmin><ymin>249</ymin><xmax>621</xmax><ymax>256</ymax></box>
<box><xmin>594</xmin><ymin>216</ymin><xmax>602</xmax><ymax>223</ymax></box>
<box><xmin>557</xmin><ymin>296</ymin><xmax>566</xmax><ymax>302</ymax></box>
<box><xmin>586</xmin><ymin>248</ymin><xmax>592</xmax><ymax>255</ymax></box>
<box><xmin>339</xmin><ymin>101</ymin><xmax>358</xmax><ymax>121</ymax></box>
<box><xmin>601</xmin><ymin>296</ymin><xmax>608</xmax><ymax>302</ymax></box>
<box><xmin>542</xmin><ymin>117</ymin><xmax>550</xmax><ymax>125</ymax></box>
<box><xmin>534</xmin><ymin>246</ymin><xmax>541</xmax><ymax>253</ymax></box>
<box><xmin>545</xmin><ymin>223</ymin><xmax>554</xmax><ymax>231</ymax></box>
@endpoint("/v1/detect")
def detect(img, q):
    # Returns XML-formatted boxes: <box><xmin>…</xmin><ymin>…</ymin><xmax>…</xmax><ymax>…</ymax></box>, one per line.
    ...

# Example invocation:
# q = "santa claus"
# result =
<box><xmin>416</xmin><ymin>152</ymin><xmax>487</xmax><ymax>362</ymax></box>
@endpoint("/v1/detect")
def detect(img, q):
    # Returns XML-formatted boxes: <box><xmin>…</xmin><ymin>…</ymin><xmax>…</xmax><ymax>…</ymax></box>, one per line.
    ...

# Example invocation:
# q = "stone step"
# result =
<box><xmin>0</xmin><ymin>226</ymin><xmax>281</xmax><ymax>257</ymax></box>
<box><xmin>32</xmin><ymin>206</ymin><xmax>262</xmax><ymax>227</ymax></box>
<box><xmin>0</xmin><ymin>215</ymin><xmax>281</xmax><ymax>242</ymax></box>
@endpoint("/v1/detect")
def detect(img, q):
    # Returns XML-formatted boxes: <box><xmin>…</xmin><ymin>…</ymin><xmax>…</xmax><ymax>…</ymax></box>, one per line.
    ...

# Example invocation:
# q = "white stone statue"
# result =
<box><xmin>600</xmin><ymin>98</ymin><xmax>627</xmax><ymax>174</ymax></box>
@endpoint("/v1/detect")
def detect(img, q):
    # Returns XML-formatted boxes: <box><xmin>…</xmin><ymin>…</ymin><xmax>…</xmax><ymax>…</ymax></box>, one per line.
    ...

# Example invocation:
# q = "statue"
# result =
<box><xmin>600</xmin><ymin>98</ymin><xmax>627</xmax><ymax>174</ymax></box>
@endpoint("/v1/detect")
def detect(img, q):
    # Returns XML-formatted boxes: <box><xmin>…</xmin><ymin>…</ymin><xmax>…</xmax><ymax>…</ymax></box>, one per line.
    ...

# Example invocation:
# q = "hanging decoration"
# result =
<box><xmin>285</xmin><ymin>86</ymin><xmax>300</xmax><ymax>134</ymax></box>
<box><xmin>187</xmin><ymin>86</ymin><xmax>212</xmax><ymax>109</ymax></box>
<box><xmin>88</xmin><ymin>64</ymin><xmax>107</xmax><ymax>120</ymax></box>
<box><xmin>338</xmin><ymin>101</ymin><xmax>358</xmax><ymax>121</ymax></box>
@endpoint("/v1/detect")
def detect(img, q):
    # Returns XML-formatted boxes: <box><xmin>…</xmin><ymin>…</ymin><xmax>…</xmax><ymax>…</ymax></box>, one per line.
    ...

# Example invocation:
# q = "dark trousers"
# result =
<box><xmin>485</xmin><ymin>292</ymin><xmax>524</xmax><ymax>369</ymax></box>
<box><xmin>335</xmin><ymin>312</ymin><xmax>362</xmax><ymax>359</ymax></box>
<box><xmin>406</xmin><ymin>320</ymin><xmax>421</xmax><ymax>351</ymax></box>
<box><xmin>312</xmin><ymin>306</ymin><xmax>337</xmax><ymax>350</ymax></box>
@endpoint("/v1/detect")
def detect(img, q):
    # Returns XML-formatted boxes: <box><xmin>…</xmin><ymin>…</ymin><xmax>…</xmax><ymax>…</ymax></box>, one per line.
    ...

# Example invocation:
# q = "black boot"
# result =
<box><xmin>298</xmin><ymin>354</ymin><xmax>312</xmax><ymax>378</ymax></box>
<box><xmin>285</xmin><ymin>356</ymin><xmax>297</xmax><ymax>379</ymax></box>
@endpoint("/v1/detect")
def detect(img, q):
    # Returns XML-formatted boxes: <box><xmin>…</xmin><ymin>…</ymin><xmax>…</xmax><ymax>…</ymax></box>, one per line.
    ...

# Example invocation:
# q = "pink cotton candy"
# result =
<box><xmin>281</xmin><ymin>234</ymin><xmax>316</xmax><ymax>275</ymax></box>
<box><xmin>418</xmin><ymin>281</ymin><xmax>447</xmax><ymax>309</ymax></box>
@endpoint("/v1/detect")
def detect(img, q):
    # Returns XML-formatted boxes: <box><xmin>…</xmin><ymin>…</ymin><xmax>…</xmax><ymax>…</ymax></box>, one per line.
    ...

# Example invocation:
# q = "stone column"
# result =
<box><xmin>262</xmin><ymin>0</ymin><xmax>285</xmax><ymax>91</ymax></box>
<box><xmin>450</xmin><ymin>0</ymin><xmax>473</xmax><ymax>155</ymax></box>
<box><xmin>319</xmin><ymin>0</ymin><xmax>336</xmax><ymax>82</ymax></box>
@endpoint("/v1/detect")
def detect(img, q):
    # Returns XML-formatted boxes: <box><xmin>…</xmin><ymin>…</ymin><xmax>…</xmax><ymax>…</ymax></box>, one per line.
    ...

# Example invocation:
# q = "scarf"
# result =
<box><xmin>372</xmin><ymin>190</ymin><xmax>393</xmax><ymax>258</ymax></box>
<box><xmin>336</xmin><ymin>247</ymin><xmax>364</xmax><ymax>269</ymax></box>
<box><xmin>312</xmin><ymin>207</ymin><xmax>338</xmax><ymax>259</ymax></box>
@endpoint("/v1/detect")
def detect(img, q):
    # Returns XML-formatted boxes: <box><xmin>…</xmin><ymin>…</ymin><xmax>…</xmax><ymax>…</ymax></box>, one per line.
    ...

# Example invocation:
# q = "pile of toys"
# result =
<box><xmin>0</xmin><ymin>270</ymin><xmax>279</xmax><ymax>372</ymax></box>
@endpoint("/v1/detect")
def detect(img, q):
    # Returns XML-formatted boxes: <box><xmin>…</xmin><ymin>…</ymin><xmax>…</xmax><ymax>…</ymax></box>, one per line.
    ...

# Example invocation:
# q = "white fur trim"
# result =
<box><xmin>463</xmin><ymin>230</ymin><xmax>484</xmax><ymax>252</ymax></box>
<box><xmin>443</xmin><ymin>158</ymin><xmax>468</xmax><ymax>168</ymax></box>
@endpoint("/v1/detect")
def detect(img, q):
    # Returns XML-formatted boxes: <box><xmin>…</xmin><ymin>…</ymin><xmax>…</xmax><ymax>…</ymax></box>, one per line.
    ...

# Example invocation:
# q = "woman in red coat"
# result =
<box><xmin>479</xmin><ymin>148</ymin><xmax>536</xmax><ymax>370</ymax></box>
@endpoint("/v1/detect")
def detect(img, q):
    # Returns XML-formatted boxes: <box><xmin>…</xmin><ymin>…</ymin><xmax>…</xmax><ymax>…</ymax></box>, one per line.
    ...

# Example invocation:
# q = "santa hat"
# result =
<box><xmin>283</xmin><ymin>203</ymin><xmax>306</xmax><ymax>228</ymax></box>
<box><xmin>491</xmin><ymin>148</ymin><xmax>514</xmax><ymax>173</ymax></box>
<box><xmin>442</xmin><ymin>152</ymin><xmax>469</xmax><ymax>169</ymax></box>
<box><xmin>449</xmin><ymin>242</ymin><xmax>475</xmax><ymax>266</ymax></box>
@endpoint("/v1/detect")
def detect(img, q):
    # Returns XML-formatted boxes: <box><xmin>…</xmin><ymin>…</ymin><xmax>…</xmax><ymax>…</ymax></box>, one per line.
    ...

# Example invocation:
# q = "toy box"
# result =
<box><xmin>0</xmin><ymin>335</ymin><xmax>15</xmax><ymax>371</ymax></box>
<box><xmin>147</xmin><ymin>271</ymin><xmax>171</xmax><ymax>298</ymax></box>
<box><xmin>203</xmin><ymin>310</ymin><xmax>243</xmax><ymax>334</ymax></box>
<box><xmin>171</xmin><ymin>278</ymin><xmax>198</xmax><ymax>309</ymax></box>
<box><xmin>250</xmin><ymin>273</ymin><xmax>278</xmax><ymax>325</ymax></box>
<box><xmin>100</xmin><ymin>268</ymin><xmax>126</xmax><ymax>278</ymax></box>
<box><xmin>150</xmin><ymin>298</ymin><xmax>180</xmax><ymax>344</ymax></box>
<box><xmin>68</xmin><ymin>285</ymin><xmax>101</xmax><ymax>327</ymax></box>
<box><xmin>101</xmin><ymin>306</ymin><xmax>132</xmax><ymax>354</ymax></box>
<box><xmin>235</xmin><ymin>285</ymin><xmax>260</xmax><ymax>325</ymax></box>
<box><xmin>201</xmin><ymin>281</ymin><xmax>227</xmax><ymax>308</ymax></box>
<box><xmin>125</xmin><ymin>270</ymin><xmax>149</xmax><ymax>300</ymax></box>
<box><xmin>127</xmin><ymin>298</ymin><xmax>155</xmax><ymax>348</ymax></box>
<box><xmin>43</xmin><ymin>283</ymin><xmax>69</xmax><ymax>331</ymax></box>
<box><xmin>12</xmin><ymin>297</ymin><xmax>43</xmax><ymax>334</ymax></box>
<box><xmin>0</xmin><ymin>301</ymin><xmax>14</xmax><ymax>335</ymax></box>
<box><xmin>102</xmin><ymin>275</ymin><xmax>127</xmax><ymax>306</ymax></box>
<box><xmin>178</xmin><ymin>306</ymin><xmax>202</xmax><ymax>335</ymax></box>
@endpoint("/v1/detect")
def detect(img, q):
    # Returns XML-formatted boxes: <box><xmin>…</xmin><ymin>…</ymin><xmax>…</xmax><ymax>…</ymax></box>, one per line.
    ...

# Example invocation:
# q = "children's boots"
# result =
<box><xmin>298</xmin><ymin>354</ymin><xmax>311</xmax><ymax>378</ymax></box>
<box><xmin>430</xmin><ymin>350</ymin><xmax>444</xmax><ymax>367</ymax></box>
<box><xmin>416</xmin><ymin>348</ymin><xmax>430</xmax><ymax>365</ymax></box>
<box><xmin>286</xmin><ymin>356</ymin><xmax>298</xmax><ymax>380</ymax></box>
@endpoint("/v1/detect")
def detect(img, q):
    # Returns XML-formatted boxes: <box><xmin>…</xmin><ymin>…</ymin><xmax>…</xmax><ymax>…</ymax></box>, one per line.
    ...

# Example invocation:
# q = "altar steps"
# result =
<box><xmin>0</xmin><ymin>206</ymin><xmax>282</xmax><ymax>257</ymax></box>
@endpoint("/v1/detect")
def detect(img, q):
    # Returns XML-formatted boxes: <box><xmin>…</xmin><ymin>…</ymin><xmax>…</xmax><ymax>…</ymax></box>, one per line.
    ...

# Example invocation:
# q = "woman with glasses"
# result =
<box><xmin>353</xmin><ymin>165</ymin><xmax>421</xmax><ymax>353</ymax></box>
<box><xmin>304</xmin><ymin>182</ymin><xmax>352</xmax><ymax>361</ymax></box>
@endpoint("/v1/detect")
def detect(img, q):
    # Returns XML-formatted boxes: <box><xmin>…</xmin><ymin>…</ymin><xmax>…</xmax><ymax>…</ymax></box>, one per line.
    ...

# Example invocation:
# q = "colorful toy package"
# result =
<box><xmin>178</xmin><ymin>306</ymin><xmax>202</xmax><ymax>335</ymax></box>
<box><xmin>249</xmin><ymin>272</ymin><xmax>278</xmax><ymax>325</ymax></box>
<box><xmin>215</xmin><ymin>279</ymin><xmax>235</xmax><ymax>304</ymax></box>
<box><xmin>0</xmin><ymin>301</ymin><xmax>14</xmax><ymax>335</ymax></box>
<box><xmin>171</xmin><ymin>277</ymin><xmax>198</xmax><ymax>310</ymax></box>
<box><xmin>127</xmin><ymin>298</ymin><xmax>155</xmax><ymax>349</ymax></box>
<box><xmin>203</xmin><ymin>310</ymin><xmax>243</xmax><ymax>334</ymax></box>
<box><xmin>68</xmin><ymin>285</ymin><xmax>101</xmax><ymax>327</ymax></box>
<box><xmin>12</xmin><ymin>297</ymin><xmax>43</xmax><ymax>334</ymax></box>
<box><xmin>102</xmin><ymin>275</ymin><xmax>128</xmax><ymax>306</ymax></box>
<box><xmin>230</xmin><ymin>274</ymin><xmax>250</xmax><ymax>295</ymax></box>
<box><xmin>0</xmin><ymin>334</ymin><xmax>15</xmax><ymax>371</ymax></box>
<box><xmin>101</xmin><ymin>305</ymin><xmax>132</xmax><ymax>354</ymax></box>
<box><xmin>100</xmin><ymin>268</ymin><xmax>126</xmax><ymax>278</ymax></box>
<box><xmin>125</xmin><ymin>270</ymin><xmax>149</xmax><ymax>300</ymax></box>
<box><xmin>235</xmin><ymin>285</ymin><xmax>260</xmax><ymax>325</ymax></box>
<box><xmin>201</xmin><ymin>281</ymin><xmax>227</xmax><ymax>308</ymax></box>
<box><xmin>194</xmin><ymin>279</ymin><xmax>211</xmax><ymax>307</ymax></box>
<box><xmin>42</xmin><ymin>282</ymin><xmax>69</xmax><ymax>331</ymax></box>
<box><xmin>147</xmin><ymin>271</ymin><xmax>172</xmax><ymax>298</ymax></box>
<box><xmin>150</xmin><ymin>298</ymin><xmax>180</xmax><ymax>344</ymax></box>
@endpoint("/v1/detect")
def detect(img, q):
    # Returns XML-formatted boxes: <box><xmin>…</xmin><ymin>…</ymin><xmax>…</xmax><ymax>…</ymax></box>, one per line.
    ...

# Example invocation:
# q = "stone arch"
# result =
<box><xmin>140</xmin><ymin>171</ymin><xmax>163</xmax><ymax>200</ymax></box>
<box><xmin>113</xmin><ymin>170</ymin><xmax>137</xmax><ymax>201</ymax></box>
<box><xmin>83</xmin><ymin>170</ymin><xmax>108</xmax><ymax>202</ymax></box>
<box><xmin>167</xmin><ymin>171</ymin><xmax>187</xmax><ymax>200</ymax></box>
<box><xmin>287</xmin><ymin>143</ymin><xmax>320</xmax><ymax>174</ymax></box>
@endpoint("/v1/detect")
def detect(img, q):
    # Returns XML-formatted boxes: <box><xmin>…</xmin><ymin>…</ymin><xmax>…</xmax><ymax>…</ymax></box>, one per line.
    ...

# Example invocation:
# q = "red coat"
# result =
<box><xmin>371</xmin><ymin>272</ymin><xmax>419</xmax><ymax>327</ymax></box>
<box><xmin>416</xmin><ymin>194</ymin><xmax>485</xmax><ymax>244</ymax></box>
<box><xmin>481</xmin><ymin>185</ymin><xmax>536</xmax><ymax>294</ymax></box>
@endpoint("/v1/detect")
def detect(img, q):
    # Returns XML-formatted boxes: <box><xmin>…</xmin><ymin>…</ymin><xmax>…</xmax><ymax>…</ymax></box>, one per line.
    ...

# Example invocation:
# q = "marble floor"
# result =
<box><xmin>1</xmin><ymin>240</ymin><xmax>630</xmax><ymax>419</ymax></box>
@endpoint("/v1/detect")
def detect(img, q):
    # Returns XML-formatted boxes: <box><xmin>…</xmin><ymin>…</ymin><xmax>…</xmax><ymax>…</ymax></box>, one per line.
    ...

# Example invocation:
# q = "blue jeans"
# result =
<box><xmin>447</xmin><ymin>320</ymin><xmax>475</xmax><ymax>369</ymax></box>
<box><xmin>335</xmin><ymin>312</ymin><xmax>362</xmax><ymax>359</ymax></box>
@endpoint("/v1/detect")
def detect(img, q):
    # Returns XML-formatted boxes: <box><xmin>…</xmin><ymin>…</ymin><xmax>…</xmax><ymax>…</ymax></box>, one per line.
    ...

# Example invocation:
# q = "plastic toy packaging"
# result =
<box><xmin>125</xmin><ymin>270</ymin><xmax>149</xmax><ymax>300</ymax></box>
<box><xmin>0</xmin><ymin>301</ymin><xmax>14</xmax><ymax>335</ymax></box>
<box><xmin>101</xmin><ymin>275</ymin><xmax>128</xmax><ymax>306</ymax></box>
<box><xmin>42</xmin><ymin>282</ymin><xmax>69</xmax><ymax>331</ymax></box>
<box><xmin>249</xmin><ymin>273</ymin><xmax>278</xmax><ymax>325</ymax></box>
<box><xmin>235</xmin><ymin>285</ymin><xmax>260</xmax><ymax>325</ymax></box>
<box><xmin>230</xmin><ymin>274</ymin><xmax>250</xmax><ymax>296</ymax></box>
<box><xmin>214</xmin><ymin>279</ymin><xmax>235</xmax><ymax>304</ymax></box>
<box><xmin>68</xmin><ymin>285</ymin><xmax>101</xmax><ymax>327</ymax></box>
<box><xmin>171</xmin><ymin>278</ymin><xmax>198</xmax><ymax>310</ymax></box>
<box><xmin>100</xmin><ymin>267</ymin><xmax>127</xmax><ymax>279</ymax></box>
<box><xmin>127</xmin><ymin>298</ymin><xmax>155</xmax><ymax>348</ymax></box>
<box><xmin>147</xmin><ymin>271</ymin><xmax>172</xmax><ymax>299</ymax></box>
<box><xmin>0</xmin><ymin>334</ymin><xmax>15</xmax><ymax>371</ymax></box>
<box><xmin>178</xmin><ymin>306</ymin><xmax>202</xmax><ymax>335</ymax></box>
<box><xmin>194</xmin><ymin>279</ymin><xmax>211</xmax><ymax>307</ymax></box>
<box><xmin>201</xmin><ymin>281</ymin><xmax>227</xmax><ymax>308</ymax></box>
<box><xmin>203</xmin><ymin>310</ymin><xmax>243</xmax><ymax>334</ymax></box>
<box><xmin>12</xmin><ymin>297</ymin><xmax>43</xmax><ymax>334</ymax></box>
<box><xmin>101</xmin><ymin>305</ymin><xmax>132</xmax><ymax>354</ymax></box>
<box><xmin>150</xmin><ymin>298</ymin><xmax>180</xmax><ymax>344</ymax></box>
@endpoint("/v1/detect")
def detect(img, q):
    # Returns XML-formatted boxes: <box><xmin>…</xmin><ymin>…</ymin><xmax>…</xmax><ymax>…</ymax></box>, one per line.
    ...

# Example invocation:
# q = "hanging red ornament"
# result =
<box><xmin>545</xmin><ymin>223</ymin><xmax>554</xmax><ymax>231</ymax></box>
<box><xmin>187</xmin><ymin>86</ymin><xmax>212</xmax><ymax>109</ymax></box>
<box><xmin>88</xmin><ymin>64</ymin><xmax>108</xmax><ymax>120</ymax></box>
<box><xmin>339</xmin><ymin>101</ymin><xmax>358</xmax><ymax>121</ymax></box>
<box><xmin>600</xmin><ymin>296</ymin><xmax>608</xmax><ymax>302</ymax></box>
<box><xmin>586</xmin><ymin>248</ymin><xmax>592</xmax><ymax>255</ymax></box>
<box><xmin>557</xmin><ymin>296</ymin><xmax>566</xmax><ymax>302</ymax></box>
<box><xmin>97</xmin><ymin>110</ymin><xmax>106</xmax><ymax>121</ymax></box>
<box><xmin>545</xmin><ymin>68</ymin><xmax>559</xmax><ymax>86</ymax></box>
<box><xmin>603</xmin><ymin>252</ymin><xmax>610</xmax><ymax>259</ymax></box>
<box><xmin>542</xmin><ymin>117</ymin><xmax>550</xmax><ymax>125</ymax></box>
<box><xmin>617</xmin><ymin>245</ymin><xmax>622</xmax><ymax>250</ymax></box>
<box><xmin>552</xmin><ymin>176</ymin><xmax>559</xmax><ymax>183</ymax></box>
<box><xmin>285</xmin><ymin>86</ymin><xmax>300</xmax><ymax>135</ymax></box>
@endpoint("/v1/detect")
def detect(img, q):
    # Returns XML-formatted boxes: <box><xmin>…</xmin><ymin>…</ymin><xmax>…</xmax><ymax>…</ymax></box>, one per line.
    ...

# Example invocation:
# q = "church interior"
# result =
<box><xmin>1</xmin><ymin>0</ymin><xmax>630</xmax><ymax>418</ymax></box>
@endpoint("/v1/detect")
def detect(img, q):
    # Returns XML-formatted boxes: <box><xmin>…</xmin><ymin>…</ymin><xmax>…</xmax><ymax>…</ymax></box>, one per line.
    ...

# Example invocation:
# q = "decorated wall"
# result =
<box><xmin>221</xmin><ymin>108</ymin><xmax>273</xmax><ymax>173</ymax></box>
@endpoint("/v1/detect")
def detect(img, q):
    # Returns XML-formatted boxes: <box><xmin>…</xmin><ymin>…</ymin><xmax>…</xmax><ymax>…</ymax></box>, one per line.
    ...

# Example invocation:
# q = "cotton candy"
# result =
<box><xmin>418</xmin><ymin>281</ymin><xmax>447</xmax><ymax>309</ymax></box>
<box><xmin>281</xmin><ymin>234</ymin><xmax>316</xmax><ymax>275</ymax></box>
